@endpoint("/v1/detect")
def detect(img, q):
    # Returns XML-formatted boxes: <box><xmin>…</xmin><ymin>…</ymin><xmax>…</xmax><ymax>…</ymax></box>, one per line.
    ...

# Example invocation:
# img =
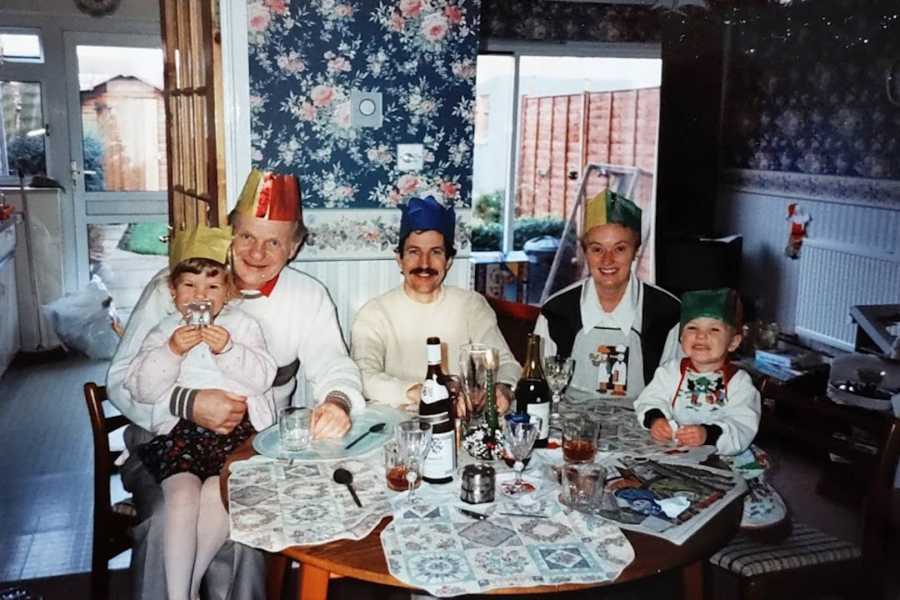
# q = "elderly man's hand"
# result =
<box><xmin>311</xmin><ymin>395</ymin><xmax>352</xmax><ymax>439</ymax></box>
<box><xmin>495</xmin><ymin>383</ymin><xmax>513</xmax><ymax>414</ymax></box>
<box><xmin>192</xmin><ymin>389</ymin><xmax>247</xmax><ymax>434</ymax></box>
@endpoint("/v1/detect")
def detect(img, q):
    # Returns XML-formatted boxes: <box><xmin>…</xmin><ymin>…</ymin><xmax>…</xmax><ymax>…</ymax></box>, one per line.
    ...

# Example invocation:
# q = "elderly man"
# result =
<box><xmin>107</xmin><ymin>169</ymin><xmax>364</xmax><ymax>599</ymax></box>
<box><xmin>351</xmin><ymin>195</ymin><xmax>520</xmax><ymax>410</ymax></box>
<box><xmin>534</xmin><ymin>190</ymin><xmax>680</xmax><ymax>405</ymax></box>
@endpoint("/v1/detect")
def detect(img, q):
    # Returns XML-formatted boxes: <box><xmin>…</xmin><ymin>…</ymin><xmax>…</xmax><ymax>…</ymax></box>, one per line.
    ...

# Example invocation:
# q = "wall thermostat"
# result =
<box><xmin>350</xmin><ymin>89</ymin><xmax>383</xmax><ymax>129</ymax></box>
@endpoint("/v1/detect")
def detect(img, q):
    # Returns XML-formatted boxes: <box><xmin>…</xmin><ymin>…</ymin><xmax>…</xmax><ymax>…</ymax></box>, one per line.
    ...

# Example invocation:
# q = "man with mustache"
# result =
<box><xmin>351</xmin><ymin>195</ymin><xmax>520</xmax><ymax>411</ymax></box>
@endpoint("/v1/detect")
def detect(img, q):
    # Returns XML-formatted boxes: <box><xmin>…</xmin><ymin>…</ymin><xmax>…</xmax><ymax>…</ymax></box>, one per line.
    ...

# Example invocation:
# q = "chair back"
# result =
<box><xmin>483</xmin><ymin>295</ymin><xmax>541</xmax><ymax>364</ymax></box>
<box><xmin>84</xmin><ymin>382</ymin><xmax>135</xmax><ymax>599</ymax></box>
<box><xmin>85</xmin><ymin>383</ymin><xmax>129</xmax><ymax>512</ymax></box>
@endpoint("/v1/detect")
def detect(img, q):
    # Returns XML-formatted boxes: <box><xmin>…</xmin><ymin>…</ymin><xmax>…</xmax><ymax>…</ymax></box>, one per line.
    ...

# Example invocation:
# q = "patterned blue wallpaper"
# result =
<box><xmin>248</xmin><ymin>0</ymin><xmax>480</xmax><ymax>210</ymax></box>
<box><xmin>722</xmin><ymin>0</ymin><xmax>900</xmax><ymax>180</ymax></box>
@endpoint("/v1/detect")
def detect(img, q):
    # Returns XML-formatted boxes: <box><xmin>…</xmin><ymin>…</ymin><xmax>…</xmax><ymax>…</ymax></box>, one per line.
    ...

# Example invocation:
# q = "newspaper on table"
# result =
<box><xmin>545</xmin><ymin>402</ymin><xmax>748</xmax><ymax>546</ymax></box>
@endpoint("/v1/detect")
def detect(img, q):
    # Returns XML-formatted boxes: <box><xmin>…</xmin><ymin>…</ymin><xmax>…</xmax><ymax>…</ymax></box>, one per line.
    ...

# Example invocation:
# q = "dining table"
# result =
<box><xmin>221</xmin><ymin>420</ymin><xmax>744</xmax><ymax>600</ymax></box>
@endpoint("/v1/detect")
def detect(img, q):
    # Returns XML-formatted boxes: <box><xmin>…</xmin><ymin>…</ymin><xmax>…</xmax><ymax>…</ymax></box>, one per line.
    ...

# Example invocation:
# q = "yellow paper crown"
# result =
<box><xmin>169</xmin><ymin>223</ymin><xmax>233</xmax><ymax>269</ymax></box>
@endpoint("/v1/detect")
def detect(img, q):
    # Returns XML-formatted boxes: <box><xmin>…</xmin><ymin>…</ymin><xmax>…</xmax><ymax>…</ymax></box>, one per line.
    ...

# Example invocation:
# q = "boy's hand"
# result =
<box><xmin>169</xmin><ymin>325</ymin><xmax>203</xmax><ymax>356</ymax></box>
<box><xmin>201</xmin><ymin>325</ymin><xmax>231</xmax><ymax>354</ymax></box>
<box><xmin>649</xmin><ymin>417</ymin><xmax>674</xmax><ymax>442</ymax></box>
<box><xmin>675</xmin><ymin>425</ymin><xmax>707</xmax><ymax>447</ymax></box>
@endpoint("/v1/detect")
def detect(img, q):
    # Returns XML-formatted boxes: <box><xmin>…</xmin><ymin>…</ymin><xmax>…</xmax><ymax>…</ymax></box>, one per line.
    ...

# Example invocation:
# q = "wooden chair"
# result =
<box><xmin>709</xmin><ymin>411</ymin><xmax>900</xmax><ymax>600</ymax></box>
<box><xmin>85</xmin><ymin>382</ymin><xmax>138</xmax><ymax>600</ymax></box>
<box><xmin>483</xmin><ymin>294</ymin><xmax>541</xmax><ymax>364</ymax></box>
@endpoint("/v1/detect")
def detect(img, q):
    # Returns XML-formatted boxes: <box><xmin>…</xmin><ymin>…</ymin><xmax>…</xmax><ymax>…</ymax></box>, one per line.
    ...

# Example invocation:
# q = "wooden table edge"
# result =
<box><xmin>223</xmin><ymin>437</ymin><xmax>743</xmax><ymax>597</ymax></box>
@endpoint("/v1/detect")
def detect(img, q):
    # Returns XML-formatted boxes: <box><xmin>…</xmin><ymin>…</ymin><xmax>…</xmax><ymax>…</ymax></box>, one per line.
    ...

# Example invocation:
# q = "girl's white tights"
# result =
<box><xmin>160</xmin><ymin>472</ymin><xmax>230</xmax><ymax>600</ymax></box>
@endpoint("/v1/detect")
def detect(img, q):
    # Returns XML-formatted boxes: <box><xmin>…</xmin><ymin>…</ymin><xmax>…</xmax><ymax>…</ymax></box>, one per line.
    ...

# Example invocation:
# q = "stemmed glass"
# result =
<box><xmin>457</xmin><ymin>344</ymin><xmax>500</xmax><ymax>423</ymax></box>
<box><xmin>395</xmin><ymin>419</ymin><xmax>432</xmax><ymax>504</ymax></box>
<box><xmin>501</xmin><ymin>416</ymin><xmax>542</xmax><ymax>495</ymax></box>
<box><xmin>544</xmin><ymin>356</ymin><xmax>574</xmax><ymax>426</ymax></box>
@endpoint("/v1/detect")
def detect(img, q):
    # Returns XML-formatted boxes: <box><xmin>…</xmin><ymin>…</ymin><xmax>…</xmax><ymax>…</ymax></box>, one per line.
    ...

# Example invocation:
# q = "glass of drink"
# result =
<box><xmin>543</xmin><ymin>355</ymin><xmax>574</xmax><ymax>428</ymax></box>
<box><xmin>384</xmin><ymin>440</ymin><xmax>421</xmax><ymax>492</ymax></box>
<box><xmin>279</xmin><ymin>406</ymin><xmax>311</xmax><ymax>453</ymax></box>
<box><xmin>561</xmin><ymin>412</ymin><xmax>599</xmax><ymax>463</ymax></box>
<box><xmin>544</xmin><ymin>356</ymin><xmax>574</xmax><ymax>404</ymax></box>
<box><xmin>395</xmin><ymin>419</ymin><xmax>432</xmax><ymax>504</ymax></box>
<box><xmin>500</xmin><ymin>414</ymin><xmax>542</xmax><ymax>495</ymax></box>
<box><xmin>560</xmin><ymin>463</ymin><xmax>607</xmax><ymax>512</ymax></box>
<box><xmin>457</xmin><ymin>344</ymin><xmax>500</xmax><ymax>422</ymax></box>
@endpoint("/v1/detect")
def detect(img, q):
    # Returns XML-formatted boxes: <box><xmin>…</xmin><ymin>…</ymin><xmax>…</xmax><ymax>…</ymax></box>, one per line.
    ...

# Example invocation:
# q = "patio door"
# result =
<box><xmin>64</xmin><ymin>32</ymin><xmax>169</xmax><ymax>318</ymax></box>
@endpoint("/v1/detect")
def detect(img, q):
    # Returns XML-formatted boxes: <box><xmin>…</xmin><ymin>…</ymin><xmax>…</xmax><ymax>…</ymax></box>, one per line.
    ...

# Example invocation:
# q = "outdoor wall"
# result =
<box><xmin>247</xmin><ymin>0</ymin><xmax>480</xmax><ymax>259</ymax></box>
<box><xmin>715</xmin><ymin>0</ymin><xmax>900</xmax><ymax>346</ymax></box>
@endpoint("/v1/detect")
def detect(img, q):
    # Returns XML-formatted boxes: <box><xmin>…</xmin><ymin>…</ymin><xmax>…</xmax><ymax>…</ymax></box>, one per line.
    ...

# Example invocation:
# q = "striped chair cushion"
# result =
<box><xmin>709</xmin><ymin>521</ymin><xmax>861</xmax><ymax>577</ymax></box>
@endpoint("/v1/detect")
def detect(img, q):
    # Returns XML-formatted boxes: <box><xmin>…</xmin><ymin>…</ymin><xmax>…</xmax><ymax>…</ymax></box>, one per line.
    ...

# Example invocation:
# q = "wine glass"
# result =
<box><xmin>457</xmin><ymin>344</ymin><xmax>500</xmax><ymax>423</ymax></box>
<box><xmin>543</xmin><ymin>356</ymin><xmax>574</xmax><ymax>423</ymax></box>
<box><xmin>501</xmin><ymin>416</ymin><xmax>542</xmax><ymax>495</ymax></box>
<box><xmin>395</xmin><ymin>419</ymin><xmax>432</xmax><ymax>504</ymax></box>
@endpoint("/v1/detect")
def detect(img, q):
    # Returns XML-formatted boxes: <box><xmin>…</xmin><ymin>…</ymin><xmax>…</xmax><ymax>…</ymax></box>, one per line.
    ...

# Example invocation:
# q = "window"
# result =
<box><xmin>0</xmin><ymin>81</ymin><xmax>46</xmax><ymax>178</ymax></box>
<box><xmin>0</xmin><ymin>30</ymin><xmax>43</xmax><ymax>63</ymax></box>
<box><xmin>471</xmin><ymin>49</ymin><xmax>662</xmax><ymax>301</ymax></box>
<box><xmin>76</xmin><ymin>45</ymin><xmax>166</xmax><ymax>192</ymax></box>
<box><xmin>473</xmin><ymin>94</ymin><xmax>490</xmax><ymax>145</ymax></box>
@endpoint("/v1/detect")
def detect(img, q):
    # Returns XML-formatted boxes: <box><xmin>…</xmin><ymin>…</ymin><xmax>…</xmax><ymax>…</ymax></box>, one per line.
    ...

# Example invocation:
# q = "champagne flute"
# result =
<box><xmin>395</xmin><ymin>419</ymin><xmax>432</xmax><ymax>504</ymax></box>
<box><xmin>501</xmin><ymin>416</ymin><xmax>541</xmax><ymax>495</ymax></box>
<box><xmin>544</xmin><ymin>356</ymin><xmax>574</xmax><ymax>427</ymax></box>
<box><xmin>458</xmin><ymin>344</ymin><xmax>500</xmax><ymax>423</ymax></box>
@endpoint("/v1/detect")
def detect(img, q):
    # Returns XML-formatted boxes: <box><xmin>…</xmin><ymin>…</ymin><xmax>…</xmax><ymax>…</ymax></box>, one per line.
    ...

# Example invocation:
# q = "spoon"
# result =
<box><xmin>333</xmin><ymin>468</ymin><xmax>362</xmax><ymax>507</ymax></box>
<box><xmin>344</xmin><ymin>422</ymin><xmax>387</xmax><ymax>450</ymax></box>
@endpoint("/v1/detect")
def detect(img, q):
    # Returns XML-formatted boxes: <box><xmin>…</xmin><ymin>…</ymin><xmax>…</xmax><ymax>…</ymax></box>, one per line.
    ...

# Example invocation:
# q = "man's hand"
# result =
<box><xmin>201</xmin><ymin>325</ymin><xmax>231</xmax><ymax>354</ymax></box>
<box><xmin>404</xmin><ymin>384</ymin><xmax>422</xmax><ymax>413</ymax></box>
<box><xmin>495</xmin><ymin>383</ymin><xmax>513</xmax><ymax>414</ymax></box>
<box><xmin>649</xmin><ymin>417</ymin><xmax>674</xmax><ymax>442</ymax></box>
<box><xmin>311</xmin><ymin>396</ymin><xmax>351</xmax><ymax>439</ymax></box>
<box><xmin>191</xmin><ymin>389</ymin><xmax>247</xmax><ymax>434</ymax></box>
<box><xmin>675</xmin><ymin>425</ymin><xmax>707</xmax><ymax>447</ymax></box>
<box><xmin>169</xmin><ymin>325</ymin><xmax>203</xmax><ymax>356</ymax></box>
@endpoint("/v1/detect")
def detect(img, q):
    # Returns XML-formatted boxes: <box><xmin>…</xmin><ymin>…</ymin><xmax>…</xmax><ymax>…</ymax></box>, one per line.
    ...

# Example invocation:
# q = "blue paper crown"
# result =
<box><xmin>398</xmin><ymin>196</ymin><xmax>455</xmax><ymax>248</ymax></box>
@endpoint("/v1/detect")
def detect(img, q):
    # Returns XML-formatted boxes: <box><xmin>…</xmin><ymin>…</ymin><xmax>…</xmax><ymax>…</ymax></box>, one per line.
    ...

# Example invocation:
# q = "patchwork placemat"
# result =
<box><xmin>228</xmin><ymin>454</ymin><xmax>392</xmax><ymax>551</ymax></box>
<box><xmin>380</xmin><ymin>503</ymin><xmax>634</xmax><ymax>597</ymax></box>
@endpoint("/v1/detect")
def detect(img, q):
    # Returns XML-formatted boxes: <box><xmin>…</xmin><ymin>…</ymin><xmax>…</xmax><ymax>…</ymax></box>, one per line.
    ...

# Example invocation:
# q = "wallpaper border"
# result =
<box><xmin>298</xmin><ymin>208</ymin><xmax>472</xmax><ymax>260</ymax></box>
<box><xmin>721</xmin><ymin>169</ymin><xmax>900</xmax><ymax>211</ymax></box>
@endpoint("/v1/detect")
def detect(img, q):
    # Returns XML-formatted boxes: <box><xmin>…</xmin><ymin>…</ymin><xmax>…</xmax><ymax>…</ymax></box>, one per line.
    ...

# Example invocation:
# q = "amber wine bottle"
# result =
<box><xmin>419</xmin><ymin>337</ymin><xmax>457</xmax><ymax>484</ymax></box>
<box><xmin>514</xmin><ymin>333</ymin><xmax>551</xmax><ymax>448</ymax></box>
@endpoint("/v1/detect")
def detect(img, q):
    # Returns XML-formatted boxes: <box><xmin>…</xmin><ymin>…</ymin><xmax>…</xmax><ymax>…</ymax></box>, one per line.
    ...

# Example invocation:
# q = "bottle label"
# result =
<box><xmin>526</xmin><ymin>402</ymin><xmax>551</xmax><ymax>440</ymax></box>
<box><xmin>421</xmin><ymin>379</ymin><xmax>449</xmax><ymax>405</ymax></box>
<box><xmin>423</xmin><ymin>429</ymin><xmax>456</xmax><ymax>480</ymax></box>
<box><xmin>427</xmin><ymin>344</ymin><xmax>442</xmax><ymax>365</ymax></box>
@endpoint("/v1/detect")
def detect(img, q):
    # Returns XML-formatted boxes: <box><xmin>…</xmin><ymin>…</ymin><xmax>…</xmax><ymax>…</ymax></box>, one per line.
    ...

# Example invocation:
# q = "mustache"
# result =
<box><xmin>409</xmin><ymin>267</ymin><xmax>439</xmax><ymax>276</ymax></box>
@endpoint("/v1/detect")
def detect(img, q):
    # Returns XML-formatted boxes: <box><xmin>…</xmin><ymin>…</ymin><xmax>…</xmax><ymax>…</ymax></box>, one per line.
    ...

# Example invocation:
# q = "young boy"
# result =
<box><xmin>634</xmin><ymin>288</ymin><xmax>760</xmax><ymax>456</ymax></box>
<box><xmin>125</xmin><ymin>223</ymin><xmax>277</xmax><ymax>600</ymax></box>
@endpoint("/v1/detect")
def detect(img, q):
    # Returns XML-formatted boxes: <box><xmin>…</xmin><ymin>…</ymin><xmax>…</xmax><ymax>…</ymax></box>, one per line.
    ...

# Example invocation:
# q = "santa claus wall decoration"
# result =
<box><xmin>785</xmin><ymin>203</ymin><xmax>810</xmax><ymax>259</ymax></box>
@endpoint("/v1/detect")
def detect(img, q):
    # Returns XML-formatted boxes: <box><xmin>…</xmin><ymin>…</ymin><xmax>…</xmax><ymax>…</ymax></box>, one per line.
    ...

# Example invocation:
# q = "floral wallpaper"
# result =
<box><xmin>481</xmin><ymin>0</ymin><xmax>660</xmax><ymax>43</ymax></box>
<box><xmin>721</xmin><ymin>0</ymin><xmax>900</xmax><ymax>180</ymax></box>
<box><xmin>247</xmin><ymin>0</ymin><xmax>480</xmax><ymax>212</ymax></box>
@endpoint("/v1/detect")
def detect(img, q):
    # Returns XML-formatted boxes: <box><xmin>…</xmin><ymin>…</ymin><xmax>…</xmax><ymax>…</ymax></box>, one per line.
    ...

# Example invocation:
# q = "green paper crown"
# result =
<box><xmin>680</xmin><ymin>288</ymin><xmax>741</xmax><ymax>330</ymax></box>
<box><xmin>583</xmin><ymin>190</ymin><xmax>642</xmax><ymax>235</ymax></box>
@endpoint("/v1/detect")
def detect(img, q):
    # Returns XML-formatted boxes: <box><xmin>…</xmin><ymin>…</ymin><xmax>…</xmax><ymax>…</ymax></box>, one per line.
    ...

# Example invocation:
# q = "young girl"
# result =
<box><xmin>125</xmin><ymin>224</ymin><xmax>277</xmax><ymax>600</ymax></box>
<box><xmin>634</xmin><ymin>288</ymin><xmax>761</xmax><ymax>456</ymax></box>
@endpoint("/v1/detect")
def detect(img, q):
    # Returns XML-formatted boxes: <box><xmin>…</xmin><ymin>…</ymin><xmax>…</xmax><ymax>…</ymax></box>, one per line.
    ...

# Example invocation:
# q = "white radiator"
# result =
<box><xmin>294</xmin><ymin>257</ymin><xmax>473</xmax><ymax>343</ymax></box>
<box><xmin>795</xmin><ymin>241</ymin><xmax>900</xmax><ymax>350</ymax></box>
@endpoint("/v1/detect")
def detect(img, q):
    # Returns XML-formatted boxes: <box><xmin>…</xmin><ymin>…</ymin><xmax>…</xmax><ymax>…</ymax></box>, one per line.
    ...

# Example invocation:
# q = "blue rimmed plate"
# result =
<box><xmin>253</xmin><ymin>404</ymin><xmax>407</xmax><ymax>462</ymax></box>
